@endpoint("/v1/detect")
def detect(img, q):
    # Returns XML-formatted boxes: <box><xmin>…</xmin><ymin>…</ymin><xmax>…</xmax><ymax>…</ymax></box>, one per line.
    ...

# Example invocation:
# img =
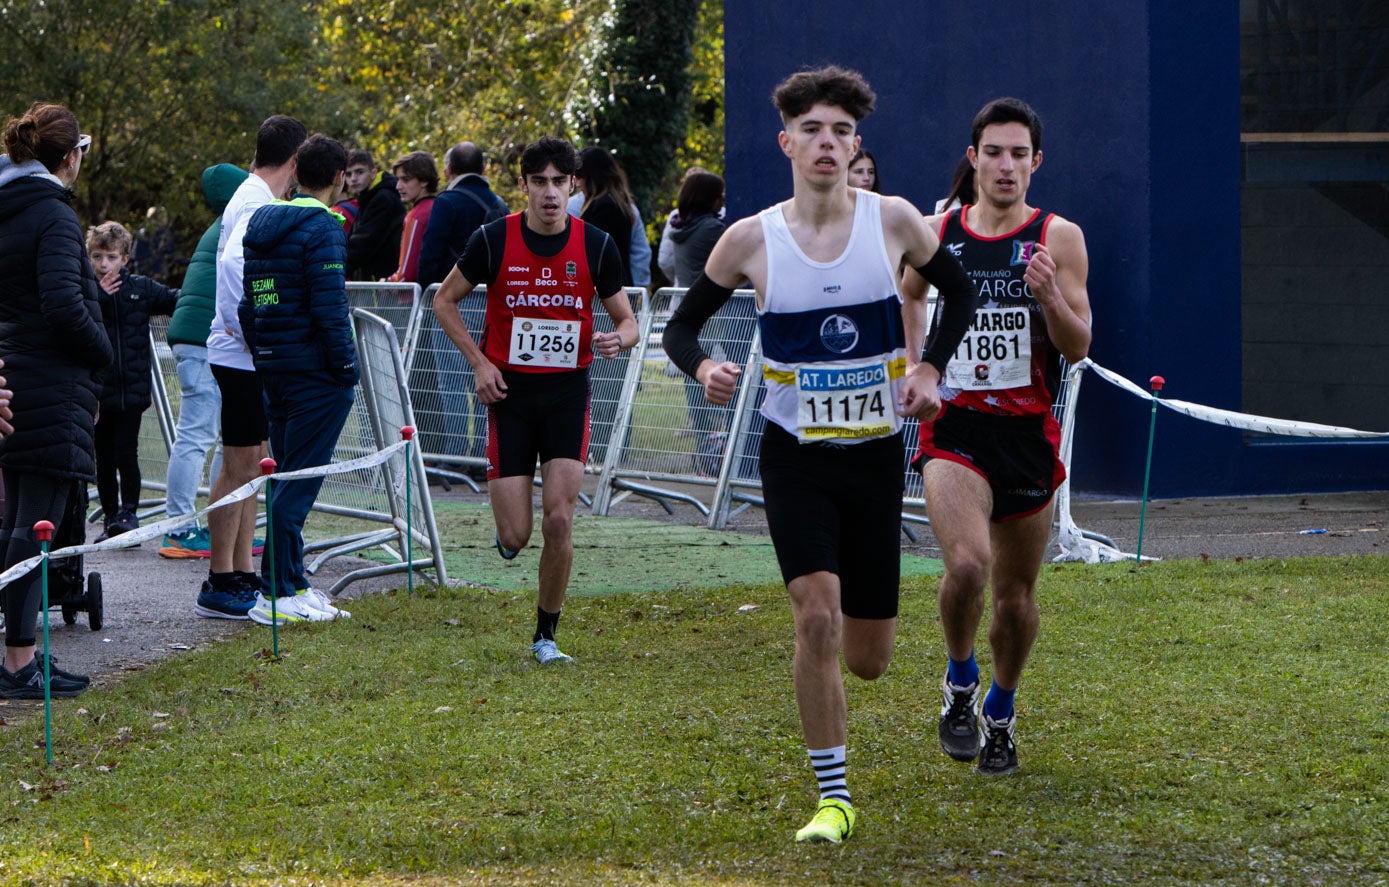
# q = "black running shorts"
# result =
<box><xmin>485</xmin><ymin>368</ymin><xmax>591</xmax><ymax>479</ymax></box>
<box><xmin>759</xmin><ymin>422</ymin><xmax>905</xmax><ymax>620</ymax></box>
<box><xmin>211</xmin><ymin>364</ymin><xmax>268</xmax><ymax>447</ymax></box>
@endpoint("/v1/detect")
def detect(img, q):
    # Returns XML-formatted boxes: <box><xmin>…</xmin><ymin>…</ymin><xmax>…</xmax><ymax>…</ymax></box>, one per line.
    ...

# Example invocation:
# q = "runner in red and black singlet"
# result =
<box><xmin>432</xmin><ymin>137</ymin><xmax>638</xmax><ymax>666</ymax></box>
<box><xmin>901</xmin><ymin>98</ymin><xmax>1092</xmax><ymax>780</ymax></box>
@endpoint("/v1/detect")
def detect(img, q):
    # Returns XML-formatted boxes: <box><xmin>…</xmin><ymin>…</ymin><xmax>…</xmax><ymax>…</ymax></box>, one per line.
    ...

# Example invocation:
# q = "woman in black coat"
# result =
<box><xmin>0</xmin><ymin>102</ymin><xmax>113</xmax><ymax>698</ymax></box>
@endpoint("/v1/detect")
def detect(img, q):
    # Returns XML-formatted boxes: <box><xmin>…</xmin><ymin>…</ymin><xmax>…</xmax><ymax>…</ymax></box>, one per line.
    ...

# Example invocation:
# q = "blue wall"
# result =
<box><xmin>723</xmin><ymin>1</ymin><xmax>1389</xmax><ymax>497</ymax></box>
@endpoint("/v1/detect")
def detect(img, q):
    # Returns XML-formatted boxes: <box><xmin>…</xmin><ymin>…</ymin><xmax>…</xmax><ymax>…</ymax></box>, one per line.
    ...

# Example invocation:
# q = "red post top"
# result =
<box><xmin>1150</xmin><ymin>375</ymin><xmax>1165</xmax><ymax>392</ymax></box>
<box><xmin>33</xmin><ymin>519</ymin><xmax>54</xmax><ymax>542</ymax></box>
<box><xmin>401</xmin><ymin>426</ymin><xmax>416</xmax><ymax>441</ymax></box>
<box><xmin>260</xmin><ymin>457</ymin><xmax>277</xmax><ymax>475</ymax></box>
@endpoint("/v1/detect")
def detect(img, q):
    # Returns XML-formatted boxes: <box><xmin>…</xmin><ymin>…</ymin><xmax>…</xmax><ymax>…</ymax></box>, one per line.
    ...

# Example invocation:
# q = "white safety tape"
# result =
<box><xmin>1080</xmin><ymin>359</ymin><xmax>1389</xmax><ymax>439</ymax></box>
<box><xmin>0</xmin><ymin>440</ymin><xmax>412</xmax><ymax>589</ymax></box>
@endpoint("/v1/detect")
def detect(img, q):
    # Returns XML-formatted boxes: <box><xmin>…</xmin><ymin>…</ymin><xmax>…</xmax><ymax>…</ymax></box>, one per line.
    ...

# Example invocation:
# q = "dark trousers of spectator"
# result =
<box><xmin>94</xmin><ymin>408</ymin><xmax>143</xmax><ymax>520</ymax></box>
<box><xmin>260</xmin><ymin>372</ymin><xmax>355</xmax><ymax>598</ymax></box>
<box><xmin>1</xmin><ymin>470</ymin><xmax>85</xmax><ymax>647</ymax></box>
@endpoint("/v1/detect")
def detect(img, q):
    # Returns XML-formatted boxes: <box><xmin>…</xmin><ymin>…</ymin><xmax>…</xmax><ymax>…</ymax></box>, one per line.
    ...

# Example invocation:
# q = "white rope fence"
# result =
<box><xmin>1080</xmin><ymin>359</ymin><xmax>1389</xmax><ymax>439</ymax></box>
<box><xmin>1054</xmin><ymin>359</ymin><xmax>1389</xmax><ymax>564</ymax></box>
<box><xmin>0</xmin><ymin>440</ymin><xmax>412</xmax><ymax>590</ymax></box>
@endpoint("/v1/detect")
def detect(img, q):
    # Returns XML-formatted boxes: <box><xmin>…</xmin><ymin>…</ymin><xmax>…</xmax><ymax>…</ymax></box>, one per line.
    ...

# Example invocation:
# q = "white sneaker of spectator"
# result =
<box><xmin>247</xmin><ymin>592</ymin><xmax>335</xmax><ymax>625</ymax></box>
<box><xmin>295</xmin><ymin>587</ymin><xmax>350</xmax><ymax>620</ymax></box>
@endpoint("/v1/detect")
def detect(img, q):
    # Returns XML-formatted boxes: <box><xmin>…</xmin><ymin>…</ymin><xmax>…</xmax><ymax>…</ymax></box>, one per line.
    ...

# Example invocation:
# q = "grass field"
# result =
<box><xmin>1</xmin><ymin>554</ymin><xmax>1386</xmax><ymax>885</ymax></box>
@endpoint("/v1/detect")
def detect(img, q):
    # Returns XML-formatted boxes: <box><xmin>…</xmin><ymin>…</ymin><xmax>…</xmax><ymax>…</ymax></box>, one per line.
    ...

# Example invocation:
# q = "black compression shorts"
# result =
<box><xmin>485</xmin><ymin>368</ymin><xmax>591</xmax><ymax>479</ymax></box>
<box><xmin>759</xmin><ymin>422</ymin><xmax>905</xmax><ymax>620</ymax></box>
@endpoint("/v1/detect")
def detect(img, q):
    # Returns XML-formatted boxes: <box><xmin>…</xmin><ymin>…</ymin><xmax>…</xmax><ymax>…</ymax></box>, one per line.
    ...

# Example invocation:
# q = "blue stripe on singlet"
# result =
<box><xmin>758</xmin><ymin>294</ymin><xmax>905</xmax><ymax>365</ymax></box>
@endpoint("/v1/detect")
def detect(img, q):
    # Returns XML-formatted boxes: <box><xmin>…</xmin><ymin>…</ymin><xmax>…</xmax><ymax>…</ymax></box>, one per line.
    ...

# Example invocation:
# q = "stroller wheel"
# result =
<box><xmin>61</xmin><ymin>604</ymin><xmax>77</xmax><ymax>625</ymax></box>
<box><xmin>86</xmin><ymin>572</ymin><xmax>103</xmax><ymax>631</ymax></box>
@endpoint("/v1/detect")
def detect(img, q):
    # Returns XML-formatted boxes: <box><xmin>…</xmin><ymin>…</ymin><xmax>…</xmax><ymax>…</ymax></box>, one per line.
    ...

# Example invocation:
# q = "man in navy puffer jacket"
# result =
<box><xmin>237</xmin><ymin>134</ymin><xmax>357</xmax><ymax>626</ymax></box>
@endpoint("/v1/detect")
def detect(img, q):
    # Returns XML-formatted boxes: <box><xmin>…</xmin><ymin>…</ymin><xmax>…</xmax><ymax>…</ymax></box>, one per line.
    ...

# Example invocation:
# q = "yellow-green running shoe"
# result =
<box><xmin>795</xmin><ymin>798</ymin><xmax>857</xmax><ymax>843</ymax></box>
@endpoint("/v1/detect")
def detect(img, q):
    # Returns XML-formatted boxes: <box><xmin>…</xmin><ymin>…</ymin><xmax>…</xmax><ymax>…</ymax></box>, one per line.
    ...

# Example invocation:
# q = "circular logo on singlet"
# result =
<box><xmin>819</xmin><ymin>314</ymin><xmax>859</xmax><ymax>354</ymax></box>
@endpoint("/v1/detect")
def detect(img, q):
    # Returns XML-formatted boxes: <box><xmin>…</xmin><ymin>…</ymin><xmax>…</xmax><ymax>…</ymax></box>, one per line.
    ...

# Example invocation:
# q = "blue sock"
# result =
<box><xmin>983</xmin><ymin>683</ymin><xmax>1016</xmax><ymax>721</ymax></box>
<box><xmin>947</xmin><ymin>653</ymin><xmax>979</xmax><ymax>688</ymax></box>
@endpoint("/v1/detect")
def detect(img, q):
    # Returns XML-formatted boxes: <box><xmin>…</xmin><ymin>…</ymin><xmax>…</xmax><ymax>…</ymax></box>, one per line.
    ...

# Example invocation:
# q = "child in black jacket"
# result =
<box><xmin>86</xmin><ymin>221</ymin><xmax>178</xmax><ymax>539</ymax></box>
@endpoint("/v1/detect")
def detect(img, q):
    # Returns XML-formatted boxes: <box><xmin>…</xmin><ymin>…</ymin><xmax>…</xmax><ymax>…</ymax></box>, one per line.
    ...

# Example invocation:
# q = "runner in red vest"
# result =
<box><xmin>902</xmin><ymin>98</ymin><xmax>1093</xmax><ymax>776</ymax></box>
<box><xmin>433</xmin><ymin>137</ymin><xmax>638</xmax><ymax>665</ymax></box>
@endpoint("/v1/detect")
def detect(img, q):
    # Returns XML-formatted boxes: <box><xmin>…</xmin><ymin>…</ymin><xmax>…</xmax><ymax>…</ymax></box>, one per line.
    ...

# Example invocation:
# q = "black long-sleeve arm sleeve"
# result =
<box><xmin>916</xmin><ymin>246</ymin><xmax>979</xmax><ymax>375</ymax></box>
<box><xmin>661</xmin><ymin>273</ymin><xmax>735</xmax><ymax>379</ymax></box>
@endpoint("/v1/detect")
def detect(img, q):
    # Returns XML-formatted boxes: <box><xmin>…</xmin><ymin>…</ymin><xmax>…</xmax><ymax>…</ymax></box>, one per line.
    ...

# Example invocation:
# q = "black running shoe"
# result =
<box><xmin>0</xmin><ymin>659</ymin><xmax>86</xmax><ymax>699</ymax></box>
<box><xmin>495</xmin><ymin>533</ymin><xmax>518</xmax><ymax>560</ymax></box>
<box><xmin>37</xmin><ymin>652</ymin><xmax>90</xmax><ymax>686</ymax></box>
<box><xmin>978</xmin><ymin>713</ymin><xmax>1019</xmax><ymax>776</ymax></box>
<box><xmin>938</xmin><ymin>677</ymin><xmax>982</xmax><ymax>761</ymax></box>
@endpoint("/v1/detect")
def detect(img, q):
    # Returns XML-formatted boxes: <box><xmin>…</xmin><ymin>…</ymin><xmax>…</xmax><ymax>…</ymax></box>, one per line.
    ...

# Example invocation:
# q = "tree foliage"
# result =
<box><xmin>316</xmin><ymin>0</ymin><xmax>613</xmax><ymax>210</ymax></box>
<box><xmin>573</xmin><ymin>0</ymin><xmax>701</xmax><ymax>220</ymax></box>
<box><xmin>0</xmin><ymin>0</ymin><xmax>723</xmax><ymax>281</ymax></box>
<box><xmin>0</xmin><ymin>0</ymin><xmax>330</xmax><ymax>266</ymax></box>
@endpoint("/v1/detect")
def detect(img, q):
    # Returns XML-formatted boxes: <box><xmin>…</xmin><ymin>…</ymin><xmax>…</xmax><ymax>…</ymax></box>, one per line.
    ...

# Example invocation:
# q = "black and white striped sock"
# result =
<box><xmin>808</xmin><ymin>745</ymin><xmax>849</xmax><ymax>803</ymax></box>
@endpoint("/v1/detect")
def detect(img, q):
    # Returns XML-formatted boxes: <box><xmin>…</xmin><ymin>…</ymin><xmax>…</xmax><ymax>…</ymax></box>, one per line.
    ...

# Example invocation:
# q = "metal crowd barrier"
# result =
<box><xmin>591</xmin><ymin>288</ymin><xmax>760</xmax><ymax>520</ymax></box>
<box><xmin>329</xmin><ymin>309</ymin><xmax>449</xmax><ymax>593</ymax></box>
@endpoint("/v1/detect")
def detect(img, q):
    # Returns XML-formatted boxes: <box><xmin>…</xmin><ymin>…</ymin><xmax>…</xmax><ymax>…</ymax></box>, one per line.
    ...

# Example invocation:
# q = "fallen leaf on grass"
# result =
<box><xmin>433</xmin><ymin>706</ymin><xmax>453</xmax><ymax>714</ymax></box>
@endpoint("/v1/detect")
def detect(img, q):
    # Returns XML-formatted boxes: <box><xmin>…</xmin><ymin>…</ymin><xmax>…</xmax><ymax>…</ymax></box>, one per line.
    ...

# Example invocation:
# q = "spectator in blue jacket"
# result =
<box><xmin>417</xmin><ymin>142</ymin><xmax>506</xmax><ymax>288</ymax></box>
<box><xmin>238</xmin><ymin>134</ymin><xmax>357</xmax><ymax>626</ymax></box>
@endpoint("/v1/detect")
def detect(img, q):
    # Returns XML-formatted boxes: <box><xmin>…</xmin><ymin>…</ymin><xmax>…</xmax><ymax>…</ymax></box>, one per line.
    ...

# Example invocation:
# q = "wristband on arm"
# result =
<box><xmin>915</xmin><ymin>247</ymin><xmax>979</xmax><ymax>375</ymax></box>
<box><xmin>661</xmin><ymin>273</ymin><xmax>736</xmax><ymax>379</ymax></box>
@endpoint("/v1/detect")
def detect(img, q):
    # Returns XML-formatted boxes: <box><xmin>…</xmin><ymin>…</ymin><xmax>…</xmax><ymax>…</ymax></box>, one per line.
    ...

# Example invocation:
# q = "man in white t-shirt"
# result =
<box><xmin>194</xmin><ymin>115</ymin><xmax>310</xmax><ymax>622</ymax></box>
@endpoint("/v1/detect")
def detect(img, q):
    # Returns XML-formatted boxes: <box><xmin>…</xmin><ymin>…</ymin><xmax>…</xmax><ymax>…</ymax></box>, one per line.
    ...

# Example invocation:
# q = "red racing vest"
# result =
<box><xmin>482</xmin><ymin>213</ymin><xmax>596</xmax><ymax>373</ymax></box>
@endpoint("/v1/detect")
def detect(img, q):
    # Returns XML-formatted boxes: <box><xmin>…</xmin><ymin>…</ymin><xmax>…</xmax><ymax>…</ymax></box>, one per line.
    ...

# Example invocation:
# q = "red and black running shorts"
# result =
<box><xmin>914</xmin><ymin>402</ymin><xmax>1065</xmax><ymax>522</ymax></box>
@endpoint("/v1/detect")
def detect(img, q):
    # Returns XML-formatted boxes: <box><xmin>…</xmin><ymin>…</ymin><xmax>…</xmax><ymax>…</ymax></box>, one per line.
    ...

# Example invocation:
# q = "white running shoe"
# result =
<box><xmin>295</xmin><ymin>587</ymin><xmax>350</xmax><ymax>619</ymax></box>
<box><xmin>531</xmin><ymin>638</ymin><xmax>574</xmax><ymax>664</ymax></box>
<box><xmin>247</xmin><ymin>592</ymin><xmax>334</xmax><ymax>625</ymax></box>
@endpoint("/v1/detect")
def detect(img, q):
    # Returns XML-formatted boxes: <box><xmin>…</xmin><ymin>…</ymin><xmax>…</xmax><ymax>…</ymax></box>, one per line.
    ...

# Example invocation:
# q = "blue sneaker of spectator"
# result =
<box><xmin>193</xmin><ymin>578</ymin><xmax>256</xmax><ymax>620</ymax></box>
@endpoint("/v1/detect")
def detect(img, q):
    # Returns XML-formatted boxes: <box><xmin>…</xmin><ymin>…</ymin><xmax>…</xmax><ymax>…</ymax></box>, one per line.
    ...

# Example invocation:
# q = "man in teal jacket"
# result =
<box><xmin>167</xmin><ymin>164</ymin><xmax>246</xmax><ymax>577</ymax></box>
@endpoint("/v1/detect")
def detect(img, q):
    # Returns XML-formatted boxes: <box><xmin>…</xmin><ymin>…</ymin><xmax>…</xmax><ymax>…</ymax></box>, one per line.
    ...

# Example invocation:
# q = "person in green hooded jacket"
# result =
<box><xmin>164</xmin><ymin>163</ymin><xmax>248</xmax><ymax>571</ymax></box>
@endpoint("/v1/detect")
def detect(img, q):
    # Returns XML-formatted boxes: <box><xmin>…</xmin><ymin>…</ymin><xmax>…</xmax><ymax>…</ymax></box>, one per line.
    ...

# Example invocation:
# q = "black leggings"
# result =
<box><xmin>94</xmin><ymin>408</ymin><xmax>143</xmax><ymax>519</ymax></box>
<box><xmin>1</xmin><ymin>470</ymin><xmax>87</xmax><ymax>648</ymax></box>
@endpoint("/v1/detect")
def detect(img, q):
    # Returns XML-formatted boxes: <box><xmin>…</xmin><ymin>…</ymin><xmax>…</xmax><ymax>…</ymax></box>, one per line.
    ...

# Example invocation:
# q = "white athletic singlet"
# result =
<box><xmin>757</xmin><ymin>189</ymin><xmax>907</xmax><ymax>444</ymax></box>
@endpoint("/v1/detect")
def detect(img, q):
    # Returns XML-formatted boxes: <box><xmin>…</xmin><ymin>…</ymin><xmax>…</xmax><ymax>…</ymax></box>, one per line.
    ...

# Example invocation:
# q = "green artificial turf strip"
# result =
<box><xmin>419</xmin><ymin>501</ymin><xmax>942</xmax><ymax>594</ymax></box>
